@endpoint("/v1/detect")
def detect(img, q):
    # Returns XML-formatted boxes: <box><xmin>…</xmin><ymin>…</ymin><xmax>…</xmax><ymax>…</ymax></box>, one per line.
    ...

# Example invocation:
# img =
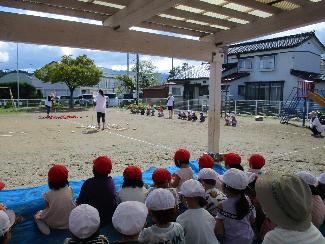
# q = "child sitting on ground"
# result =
<box><xmin>223</xmin><ymin>152</ymin><xmax>244</xmax><ymax>171</ymax></box>
<box><xmin>230</xmin><ymin>113</ymin><xmax>237</xmax><ymax>127</ymax></box>
<box><xmin>118</xmin><ymin>166</ymin><xmax>147</xmax><ymax>203</ymax></box>
<box><xmin>198</xmin><ymin>168</ymin><xmax>226</xmax><ymax>217</ymax></box>
<box><xmin>64</xmin><ymin>204</ymin><xmax>108</xmax><ymax>244</ymax></box>
<box><xmin>35</xmin><ymin>164</ymin><xmax>76</xmax><ymax>235</ymax></box>
<box><xmin>140</xmin><ymin>189</ymin><xmax>185</xmax><ymax>243</ymax></box>
<box><xmin>77</xmin><ymin>155</ymin><xmax>117</xmax><ymax>226</ymax></box>
<box><xmin>199</xmin><ymin>112</ymin><xmax>205</xmax><ymax>123</ymax></box>
<box><xmin>158</xmin><ymin>107</ymin><xmax>164</xmax><ymax>117</ymax></box>
<box><xmin>215</xmin><ymin>168</ymin><xmax>256</xmax><ymax>244</ymax></box>
<box><xmin>176</xmin><ymin>179</ymin><xmax>219</xmax><ymax>244</ymax></box>
<box><xmin>0</xmin><ymin>209</ymin><xmax>15</xmax><ymax>244</ymax></box>
<box><xmin>148</xmin><ymin>168</ymin><xmax>179</xmax><ymax>206</ymax></box>
<box><xmin>317</xmin><ymin>173</ymin><xmax>325</xmax><ymax>204</ymax></box>
<box><xmin>171</xmin><ymin>148</ymin><xmax>194</xmax><ymax>191</ymax></box>
<box><xmin>296</xmin><ymin>171</ymin><xmax>325</xmax><ymax>229</ymax></box>
<box><xmin>112</xmin><ymin>201</ymin><xmax>148</xmax><ymax>244</ymax></box>
<box><xmin>247</xmin><ymin>154</ymin><xmax>266</xmax><ymax>176</ymax></box>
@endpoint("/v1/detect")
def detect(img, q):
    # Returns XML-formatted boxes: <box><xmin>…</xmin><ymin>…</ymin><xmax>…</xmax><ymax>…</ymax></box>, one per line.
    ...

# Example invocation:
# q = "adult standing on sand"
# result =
<box><xmin>45</xmin><ymin>93</ymin><xmax>54</xmax><ymax>117</ymax></box>
<box><xmin>95</xmin><ymin>89</ymin><xmax>107</xmax><ymax>130</ymax></box>
<box><xmin>166</xmin><ymin>92</ymin><xmax>175</xmax><ymax>119</ymax></box>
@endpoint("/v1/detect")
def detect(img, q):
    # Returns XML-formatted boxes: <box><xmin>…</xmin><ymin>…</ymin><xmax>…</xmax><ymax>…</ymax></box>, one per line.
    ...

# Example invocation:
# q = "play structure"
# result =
<box><xmin>280</xmin><ymin>80</ymin><xmax>325</xmax><ymax>124</ymax></box>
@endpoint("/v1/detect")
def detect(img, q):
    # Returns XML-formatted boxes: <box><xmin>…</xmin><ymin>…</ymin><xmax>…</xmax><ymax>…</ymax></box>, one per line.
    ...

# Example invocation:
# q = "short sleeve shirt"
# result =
<box><xmin>166</xmin><ymin>96</ymin><xmax>174</xmax><ymax>107</ymax></box>
<box><xmin>139</xmin><ymin>222</ymin><xmax>185</xmax><ymax>244</ymax></box>
<box><xmin>204</xmin><ymin>188</ymin><xmax>226</xmax><ymax>217</ymax></box>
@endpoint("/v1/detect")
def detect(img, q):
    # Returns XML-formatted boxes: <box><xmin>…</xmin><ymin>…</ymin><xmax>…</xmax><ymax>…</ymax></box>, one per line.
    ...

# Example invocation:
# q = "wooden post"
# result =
<box><xmin>208</xmin><ymin>51</ymin><xmax>224</xmax><ymax>154</ymax></box>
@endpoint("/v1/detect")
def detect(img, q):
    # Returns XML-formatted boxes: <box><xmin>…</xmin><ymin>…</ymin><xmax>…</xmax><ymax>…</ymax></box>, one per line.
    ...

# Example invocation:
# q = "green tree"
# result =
<box><xmin>35</xmin><ymin>55</ymin><xmax>102</xmax><ymax>108</ymax></box>
<box><xmin>168</xmin><ymin>63</ymin><xmax>192</xmax><ymax>80</ymax></box>
<box><xmin>116</xmin><ymin>74</ymin><xmax>135</xmax><ymax>93</ymax></box>
<box><xmin>132</xmin><ymin>60</ymin><xmax>159</xmax><ymax>89</ymax></box>
<box><xmin>0</xmin><ymin>82</ymin><xmax>42</xmax><ymax>99</ymax></box>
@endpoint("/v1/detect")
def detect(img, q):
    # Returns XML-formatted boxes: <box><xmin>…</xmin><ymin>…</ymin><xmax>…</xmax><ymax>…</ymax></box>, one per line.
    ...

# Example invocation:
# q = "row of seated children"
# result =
<box><xmin>130</xmin><ymin>106</ymin><xmax>164</xmax><ymax>118</ymax></box>
<box><xmin>1</xmin><ymin>149</ymin><xmax>325</xmax><ymax>243</ymax></box>
<box><xmin>178</xmin><ymin>111</ymin><xmax>206</xmax><ymax>122</ymax></box>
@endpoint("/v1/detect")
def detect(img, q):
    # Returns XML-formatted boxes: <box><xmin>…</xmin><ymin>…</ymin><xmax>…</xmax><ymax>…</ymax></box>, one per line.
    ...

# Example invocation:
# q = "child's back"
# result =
<box><xmin>140</xmin><ymin>222</ymin><xmax>184</xmax><ymax>244</ymax></box>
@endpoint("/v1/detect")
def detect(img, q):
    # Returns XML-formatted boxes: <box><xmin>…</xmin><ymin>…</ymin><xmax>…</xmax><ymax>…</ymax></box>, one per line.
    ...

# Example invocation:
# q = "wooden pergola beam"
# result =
<box><xmin>103</xmin><ymin>0</ymin><xmax>184</xmax><ymax>30</ymax></box>
<box><xmin>0</xmin><ymin>11</ymin><xmax>215</xmax><ymax>61</ymax></box>
<box><xmin>202</xmin><ymin>0</ymin><xmax>325</xmax><ymax>45</ymax></box>
<box><xmin>227</xmin><ymin>0</ymin><xmax>280</xmax><ymax>14</ymax></box>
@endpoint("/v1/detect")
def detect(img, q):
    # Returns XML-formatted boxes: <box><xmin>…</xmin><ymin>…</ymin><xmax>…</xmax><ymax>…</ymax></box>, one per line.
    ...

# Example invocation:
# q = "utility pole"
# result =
<box><xmin>16</xmin><ymin>43</ymin><xmax>20</xmax><ymax>108</ymax></box>
<box><xmin>136</xmin><ymin>53</ymin><xmax>139</xmax><ymax>105</ymax></box>
<box><xmin>127</xmin><ymin>53</ymin><xmax>129</xmax><ymax>76</ymax></box>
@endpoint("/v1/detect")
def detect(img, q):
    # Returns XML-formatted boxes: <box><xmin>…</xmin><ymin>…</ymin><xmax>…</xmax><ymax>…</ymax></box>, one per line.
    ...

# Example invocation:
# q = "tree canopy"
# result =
<box><xmin>131</xmin><ymin>60</ymin><xmax>159</xmax><ymax>89</ymax></box>
<box><xmin>116</xmin><ymin>74</ymin><xmax>135</xmax><ymax>94</ymax></box>
<box><xmin>35</xmin><ymin>55</ymin><xmax>102</xmax><ymax>108</ymax></box>
<box><xmin>168</xmin><ymin>63</ymin><xmax>193</xmax><ymax>80</ymax></box>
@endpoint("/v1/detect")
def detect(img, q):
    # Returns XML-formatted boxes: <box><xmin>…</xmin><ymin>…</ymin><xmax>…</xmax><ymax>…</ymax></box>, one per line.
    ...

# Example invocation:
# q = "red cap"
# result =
<box><xmin>123</xmin><ymin>166</ymin><xmax>142</xmax><ymax>180</ymax></box>
<box><xmin>93</xmin><ymin>156</ymin><xmax>112</xmax><ymax>175</ymax></box>
<box><xmin>152</xmin><ymin>168</ymin><xmax>172</xmax><ymax>183</ymax></box>
<box><xmin>174</xmin><ymin>148</ymin><xmax>190</xmax><ymax>161</ymax></box>
<box><xmin>0</xmin><ymin>181</ymin><xmax>5</xmax><ymax>190</ymax></box>
<box><xmin>198</xmin><ymin>154</ymin><xmax>214</xmax><ymax>169</ymax></box>
<box><xmin>48</xmin><ymin>164</ymin><xmax>69</xmax><ymax>183</ymax></box>
<box><xmin>223</xmin><ymin>153</ymin><xmax>241</xmax><ymax>166</ymax></box>
<box><xmin>248</xmin><ymin>154</ymin><xmax>265</xmax><ymax>169</ymax></box>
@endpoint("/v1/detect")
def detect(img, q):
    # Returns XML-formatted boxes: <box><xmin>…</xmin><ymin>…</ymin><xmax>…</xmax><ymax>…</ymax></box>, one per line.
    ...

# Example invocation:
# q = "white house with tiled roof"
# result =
<box><xmin>169</xmin><ymin>32</ymin><xmax>325</xmax><ymax>101</ymax></box>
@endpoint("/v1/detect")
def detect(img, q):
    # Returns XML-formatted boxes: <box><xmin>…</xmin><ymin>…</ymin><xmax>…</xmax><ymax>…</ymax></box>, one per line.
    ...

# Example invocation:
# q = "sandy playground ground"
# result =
<box><xmin>0</xmin><ymin>108</ymin><xmax>324</xmax><ymax>189</ymax></box>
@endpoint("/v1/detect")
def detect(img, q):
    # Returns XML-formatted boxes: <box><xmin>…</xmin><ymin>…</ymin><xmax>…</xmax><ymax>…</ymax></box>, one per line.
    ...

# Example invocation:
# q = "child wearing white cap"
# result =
<box><xmin>176</xmin><ymin>179</ymin><xmax>219</xmax><ymax>244</ymax></box>
<box><xmin>0</xmin><ymin>210</ymin><xmax>15</xmax><ymax>244</ymax></box>
<box><xmin>296</xmin><ymin>171</ymin><xmax>325</xmax><ymax>229</ymax></box>
<box><xmin>215</xmin><ymin>168</ymin><xmax>256</xmax><ymax>244</ymax></box>
<box><xmin>140</xmin><ymin>189</ymin><xmax>185</xmax><ymax>244</ymax></box>
<box><xmin>64</xmin><ymin>204</ymin><xmax>108</xmax><ymax>244</ymax></box>
<box><xmin>198</xmin><ymin>168</ymin><xmax>226</xmax><ymax>217</ymax></box>
<box><xmin>112</xmin><ymin>201</ymin><xmax>148</xmax><ymax>244</ymax></box>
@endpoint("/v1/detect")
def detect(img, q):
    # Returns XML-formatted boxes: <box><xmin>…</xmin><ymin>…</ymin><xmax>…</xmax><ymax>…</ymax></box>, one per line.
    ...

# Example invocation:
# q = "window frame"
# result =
<box><xmin>260</xmin><ymin>55</ymin><xmax>275</xmax><ymax>71</ymax></box>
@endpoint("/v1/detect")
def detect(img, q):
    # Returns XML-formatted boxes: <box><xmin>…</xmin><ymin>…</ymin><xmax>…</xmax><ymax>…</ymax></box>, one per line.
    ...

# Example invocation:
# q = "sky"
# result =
<box><xmin>0</xmin><ymin>6</ymin><xmax>325</xmax><ymax>73</ymax></box>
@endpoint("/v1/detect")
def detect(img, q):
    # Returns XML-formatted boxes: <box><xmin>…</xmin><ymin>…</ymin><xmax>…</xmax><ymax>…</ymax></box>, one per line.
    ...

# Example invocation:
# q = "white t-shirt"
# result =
<box><xmin>95</xmin><ymin>95</ymin><xmax>107</xmax><ymax>113</ymax></box>
<box><xmin>176</xmin><ymin>208</ymin><xmax>219</xmax><ymax>244</ymax></box>
<box><xmin>310</xmin><ymin>117</ymin><xmax>324</xmax><ymax>133</ymax></box>
<box><xmin>45</xmin><ymin>97</ymin><xmax>52</xmax><ymax>107</ymax></box>
<box><xmin>118</xmin><ymin>187</ymin><xmax>147</xmax><ymax>203</ymax></box>
<box><xmin>139</xmin><ymin>222</ymin><xmax>185</xmax><ymax>244</ymax></box>
<box><xmin>167</xmin><ymin>95</ymin><xmax>175</xmax><ymax>107</ymax></box>
<box><xmin>263</xmin><ymin>224</ymin><xmax>325</xmax><ymax>244</ymax></box>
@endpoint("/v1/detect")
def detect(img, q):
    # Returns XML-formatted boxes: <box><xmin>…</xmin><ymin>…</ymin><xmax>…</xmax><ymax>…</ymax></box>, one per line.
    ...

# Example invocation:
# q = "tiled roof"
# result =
<box><xmin>228</xmin><ymin>32</ymin><xmax>324</xmax><ymax>55</ymax></box>
<box><xmin>223</xmin><ymin>72</ymin><xmax>249</xmax><ymax>82</ymax></box>
<box><xmin>290</xmin><ymin>69</ymin><xmax>325</xmax><ymax>82</ymax></box>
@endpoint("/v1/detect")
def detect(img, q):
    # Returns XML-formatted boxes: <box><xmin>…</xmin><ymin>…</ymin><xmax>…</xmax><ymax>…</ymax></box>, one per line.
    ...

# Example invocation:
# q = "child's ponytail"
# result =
<box><xmin>235</xmin><ymin>191</ymin><xmax>249</xmax><ymax>220</ymax></box>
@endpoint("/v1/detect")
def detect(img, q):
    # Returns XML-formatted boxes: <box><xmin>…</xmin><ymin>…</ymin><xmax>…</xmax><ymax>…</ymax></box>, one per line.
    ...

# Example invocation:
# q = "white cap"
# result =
<box><xmin>198</xmin><ymin>168</ymin><xmax>219</xmax><ymax>181</ymax></box>
<box><xmin>296</xmin><ymin>171</ymin><xmax>317</xmax><ymax>186</ymax></box>
<box><xmin>0</xmin><ymin>210</ymin><xmax>15</xmax><ymax>237</ymax></box>
<box><xmin>318</xmin><ymin>173</ymin><xmax>325</xmax><ymax>185</ymax></box>
<box><xmin>179</xmin><ymin>179</ymin><xmax>205</xmax><ymax>197</ymax></box>
<box><xmin>112</xmin><ymin>201</ymin><xmax>148</xmax><ymax>236</ymax></box>
<box><xmin>220</xmin><ymin>168</ymin><xmax>248</xmax><ymax>190</ymax></box>
<box><xmin>146</xmin><ymin>189</ymin><xmax>175</xmax><ymax>210</ymax></box>
<box><xmin>69</xmin><ymin>204</ymin><xmax>100</xmax><ymax>239</ymax></box>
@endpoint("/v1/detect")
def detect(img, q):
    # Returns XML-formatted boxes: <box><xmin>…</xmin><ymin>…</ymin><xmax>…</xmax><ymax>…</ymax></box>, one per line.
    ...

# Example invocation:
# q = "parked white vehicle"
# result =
<box><xmin>105</xmin><ymin>93</ymin><xmax>118</xmax><ymax>107</ymax></box>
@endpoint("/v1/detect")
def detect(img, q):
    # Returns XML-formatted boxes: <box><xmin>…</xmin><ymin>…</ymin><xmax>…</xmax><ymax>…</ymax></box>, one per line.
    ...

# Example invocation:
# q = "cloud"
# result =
<box><xmin>0</xmin><ymin>51</ymin><xmax>9</xmax><ymax>62</ymax></box>
<box><xmin>111</xmin><ymin>65</ymin><xmax>128</xmax><ymax>70</ymax></box>
<box><xmin>61</xmin><ymin>47</ymin><xmax>73</xmax><ymax>56</ymax></box>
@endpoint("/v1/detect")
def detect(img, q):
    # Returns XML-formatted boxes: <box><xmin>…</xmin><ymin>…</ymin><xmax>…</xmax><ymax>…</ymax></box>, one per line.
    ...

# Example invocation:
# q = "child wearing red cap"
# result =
<box><xmin>118</xmin><ymin>166</ymin><xmax>148</xmax><ymax>203</ymax></box>
<box><xmin>247</xmin><ymin>154</ymin><xmax>265</xmax><ymax>176</ymax></box>
<box><xmin>77</xmin><ymin>155</ymin><xmax>117</xmax><ymax>226</ymax></box>
<box><xmin>148</xmin><ymin>168</ymin><xmax>179</xmax><ymax>206</ymax></box>
<box><xmin>171</xmin><ymin>148</ymin><xmax>194</xmax><ymax>191</ymax></box>
<box><xmin>198</xmin><ymin>154</ymin><xmax>215</xmax><ymax>170</ymax></box>
<box><xmin>34</xmin><ymin>164</ymin><xmax>76</xmax><ymax>235</ymax></box>
<box><xmin>223</xmin><ymin>152</ymin><xmax>244</xmax><ymax>171</ymax></box>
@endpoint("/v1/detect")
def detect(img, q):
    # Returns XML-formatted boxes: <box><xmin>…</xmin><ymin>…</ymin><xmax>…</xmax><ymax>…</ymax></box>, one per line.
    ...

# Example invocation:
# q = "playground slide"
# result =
<box><xmin>307</xmin><ymin>92</ymin><xmax>325</xmax><ymax>107</ymax></box>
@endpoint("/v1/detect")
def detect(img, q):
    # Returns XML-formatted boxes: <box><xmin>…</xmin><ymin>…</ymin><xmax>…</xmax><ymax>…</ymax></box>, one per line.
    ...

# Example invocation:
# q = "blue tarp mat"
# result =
<box><xmin>0</xmin><ymin>161</ymin><xmax>225</xmax><ymax>244</ymax></box>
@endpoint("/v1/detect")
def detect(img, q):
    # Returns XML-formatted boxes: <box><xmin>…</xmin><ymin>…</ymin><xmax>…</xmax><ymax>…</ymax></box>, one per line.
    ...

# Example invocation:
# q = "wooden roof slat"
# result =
<box><xmin>149</xmin><ymin>16</ymin><xmax>220</xmax><ymax>33</ymax></box>
<box><xmin>227</xmin><ymin>0</ymin><xmax>281</xmax><ymax>14</ymax></box>
<box><xmin>202</xmin><ymin>0</ymin><xmax>325</xmax><ymax>45</ymax></box>
<box><xmin>164</xmin><ymin>8</ymin><xmax>235</xmax><ymax>28</ymax></box>
<box><xmin>183</xmin><ymin>0</ymin><xmax>257</xmax><ymax>22</ymax></box>
<box><xmin>0</xmin><ymin>0</ymin><xmax>110</xmax><ymax>21</ymax></box>
<box><xmin>138</xmin><ymin>21</ymin><xmax>207</xmax><ymax>37</ymax></box>
<box><xmin>103</xmin><ymin>0</ymin><xmax>184</xmax><ymax>30</ymax></box>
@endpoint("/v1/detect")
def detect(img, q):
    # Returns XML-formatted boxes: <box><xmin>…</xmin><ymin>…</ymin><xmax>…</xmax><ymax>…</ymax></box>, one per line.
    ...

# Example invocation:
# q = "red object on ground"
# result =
<box><xmin>0</xmin><ymin>181</ymin><xmax>5</xmax><ymax>190</ymax></box>
<box><xmin>93</xmin><ymin>156</ymin><xmax>112</xmax><ymax>174</ymax></box>
<box><xmin>38</xmin><ymin>115</ymin><xmax>81</xmax><ymax>119</ymax></box>
<box><xmin>123</xmin><ymin>166</ymin><xmax>142</xmax><ymax>180</ymax></box>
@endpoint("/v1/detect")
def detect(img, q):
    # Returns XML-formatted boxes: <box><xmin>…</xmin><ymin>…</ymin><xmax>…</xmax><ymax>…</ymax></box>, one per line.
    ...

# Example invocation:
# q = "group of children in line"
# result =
<box><xmin>130</xmin><ymin>106</ymin><xmax>165</xmax><ymax>118</ymax></box>
<box><xmin>1</xmin><ymin>149</ymin><xmax>325</xmax><ymax>244</ymax></box>
<box><xmin>178</xmin><ymin>111</ymin><xmax>206</xmax><ymax>123</ymax></box>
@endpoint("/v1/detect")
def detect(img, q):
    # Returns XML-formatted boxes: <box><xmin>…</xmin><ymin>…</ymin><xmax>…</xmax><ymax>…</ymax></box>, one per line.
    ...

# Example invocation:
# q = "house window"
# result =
<box><xmin>245</xmin><ymin>82</ymin><xmax>283</xmax><ymax>101</ymax></box>
<box><xmin>238</xmin><ymin>58</ymin><xmax>253</xmax><ymax>71</ymax></box>
<box><xmin>199</xmin><ymin>86</ymin><xmax>209</xmax><ymax>96</ymax></box>
<box><xmin>238</xmin><ymin>85</ymin><xmax>245</xmax><ymax>96</ymax></box>
<box><xmin>172</xmin><ymin>87</ymin><xmax>181</xmax><ymax>96</ymax></box>
<box><xmin>260</xmin><ymin>55</ymin><xmax>275</xmax><ymax>71</ymax></box>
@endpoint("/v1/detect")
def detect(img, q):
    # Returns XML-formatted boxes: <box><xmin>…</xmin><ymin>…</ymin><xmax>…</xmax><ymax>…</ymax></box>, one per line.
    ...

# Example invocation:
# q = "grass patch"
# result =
<box><xmin>0</xmin><ymin>107</ymin><xmax>35</xmax><ymax>114</ymax></box>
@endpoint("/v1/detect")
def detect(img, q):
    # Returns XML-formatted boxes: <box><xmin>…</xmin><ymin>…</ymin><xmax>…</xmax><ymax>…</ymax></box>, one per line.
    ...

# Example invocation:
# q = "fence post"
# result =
<box><xmin>255</xmin><ymin>100</ymin><xmax>258</xmax><ymax>116</ymax></box>
<box><xmin>278</xmin><ymin>101</ymin><xmax>281</xmax><ymax>116</ymax></box>
<box><xmin>187</xmin><ymin>100</ymin><xmax>190</xmax><ymax>111</ymax></box>
<box><xmin>234</xmin><ymin>100</ymin><xmax>237</xmax><ymax>114</ymax></box>
<box><xmin>306</xmin><ymin>101</ymin><xmax>309</xmax><ymax>117</ymax></box>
